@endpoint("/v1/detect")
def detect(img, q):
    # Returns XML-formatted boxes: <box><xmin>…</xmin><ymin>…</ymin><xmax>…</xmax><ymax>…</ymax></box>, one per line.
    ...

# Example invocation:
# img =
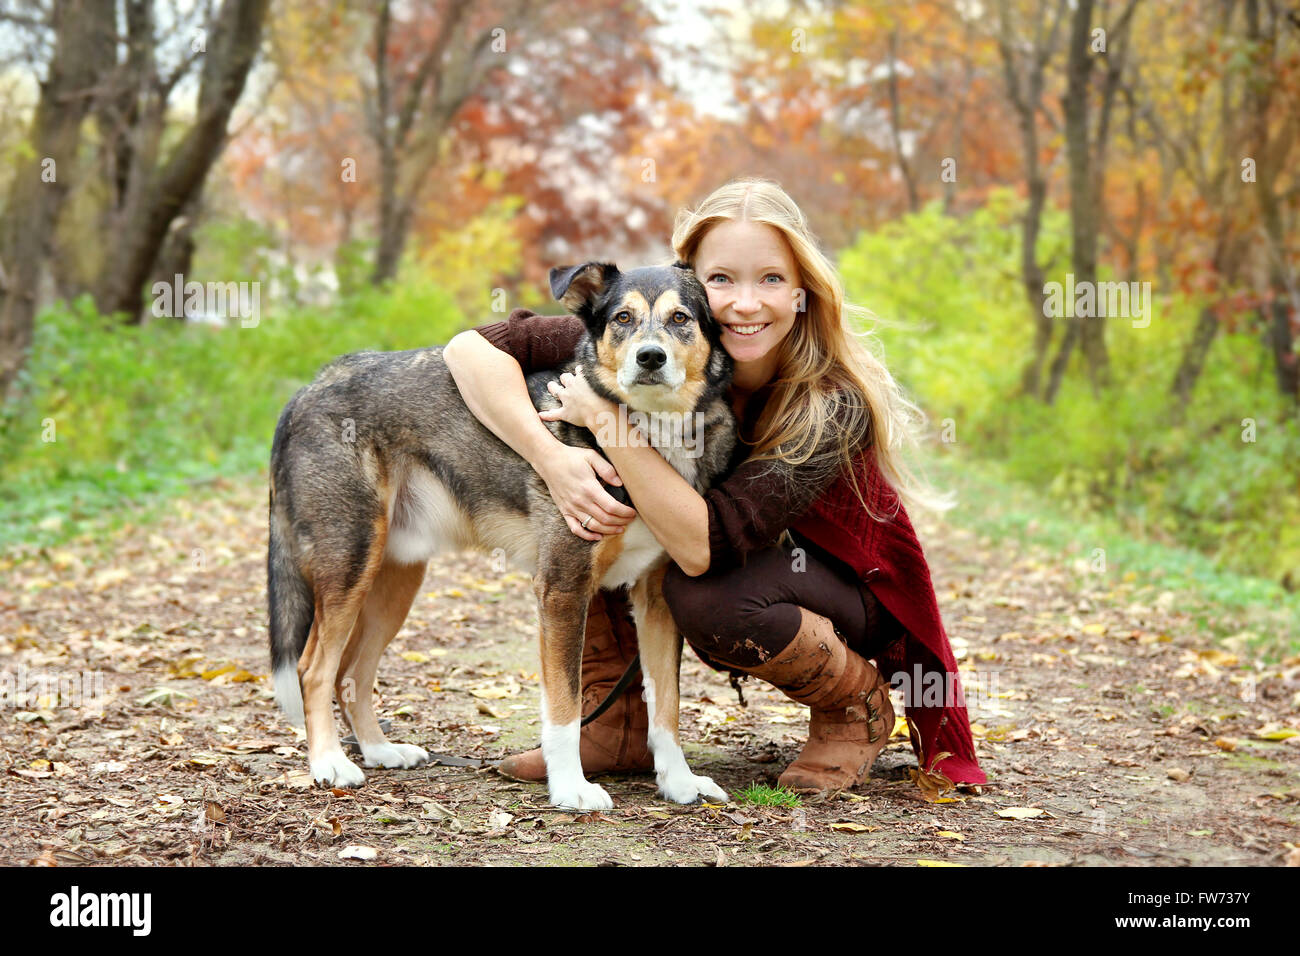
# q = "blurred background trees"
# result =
<box><xmin>0</xmin><ymin>0</ymin><xmax>1297</xmax><ymax>584</ymax></box>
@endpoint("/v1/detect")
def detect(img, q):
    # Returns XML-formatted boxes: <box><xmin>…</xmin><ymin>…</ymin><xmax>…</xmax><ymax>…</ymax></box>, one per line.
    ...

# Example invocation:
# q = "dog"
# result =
<box><xmin>267</xmin><ymin>261</ymin><xmax>738</xmax><ymax>810</ymax></box>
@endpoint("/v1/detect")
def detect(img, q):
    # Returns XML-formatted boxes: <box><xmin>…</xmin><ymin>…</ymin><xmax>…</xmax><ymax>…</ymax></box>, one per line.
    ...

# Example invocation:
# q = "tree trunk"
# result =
<box><xmin>1170</xmin><ymin>305</ymin><xmax>1220</xmax><ymax>413</ymax></box>
<box><xmin>0</xmin><ymin>0</ymin><xmax>114</xmax><ymax>398</ymax></box>
<box><xmin>1060</xmin><ymin>0</ymin><xmax>1105</xmax><ymax>396</ymax></box>
<box><xmin>1268</xmin><ymin>298</ymin><xmax>1299</xmax><ymax>401</ymax></box>
<box><xmin>92</xmin><ymin>0</ymin><xmax>269</xmax><ymax>322</ymax></box>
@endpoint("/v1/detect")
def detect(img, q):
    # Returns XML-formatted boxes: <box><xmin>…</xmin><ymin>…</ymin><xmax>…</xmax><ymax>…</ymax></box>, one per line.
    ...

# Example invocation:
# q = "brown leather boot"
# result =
<box><xmin>496</xmin><ymin>587</ymin><xmax>654</xmax><ymax>781</ymax></box>
<box><xmin>741</xmin><ymin>606</ymin><xmax>894</xmax><ymax>792</ymax></box>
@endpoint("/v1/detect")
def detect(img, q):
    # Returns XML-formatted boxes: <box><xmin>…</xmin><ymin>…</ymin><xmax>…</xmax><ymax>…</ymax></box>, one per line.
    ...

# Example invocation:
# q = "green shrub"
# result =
<box><xmin>839</xmin><ymin>190</ymin><xmax>1300</xmax><ymax>582</ymax></box>
<box><xmin>0</xmin><ymin>281</ymin><xmax>465</xmax><ymax>550</ymax></box>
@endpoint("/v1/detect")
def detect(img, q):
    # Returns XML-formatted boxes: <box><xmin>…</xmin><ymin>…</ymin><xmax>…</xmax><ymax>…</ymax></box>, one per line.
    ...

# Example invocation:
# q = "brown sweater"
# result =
<box><xmin>471</xmin><ymin>308</ymin><xmax>855</xmax><ymax>574</ymax></box>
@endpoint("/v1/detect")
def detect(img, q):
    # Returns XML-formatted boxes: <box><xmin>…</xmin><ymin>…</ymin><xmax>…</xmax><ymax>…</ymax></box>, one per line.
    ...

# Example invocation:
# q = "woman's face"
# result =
<box><xmin>694</xmin><ymin>219</ymin><xmax>801</xmax><ymax>372</ymax></box>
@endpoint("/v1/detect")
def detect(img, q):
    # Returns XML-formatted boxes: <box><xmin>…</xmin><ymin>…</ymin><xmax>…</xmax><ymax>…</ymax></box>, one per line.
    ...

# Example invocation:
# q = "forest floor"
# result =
<box><xmin>2</xmin><ymin>469</ymin><xmax>1299</xmax><ymax>868</ymax></box>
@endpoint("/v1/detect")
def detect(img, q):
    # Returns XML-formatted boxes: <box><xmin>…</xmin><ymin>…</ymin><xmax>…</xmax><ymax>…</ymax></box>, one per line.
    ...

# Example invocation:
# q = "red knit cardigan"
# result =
<box><xmin>787</xmin><ymin>449</ymin><xmax>986</xmax><ymax>785</ymax></box>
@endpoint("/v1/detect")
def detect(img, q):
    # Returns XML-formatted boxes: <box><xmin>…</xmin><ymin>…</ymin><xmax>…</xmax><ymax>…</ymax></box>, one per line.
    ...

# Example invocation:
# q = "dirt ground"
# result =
<box><xmin>2</xmin><ymin>473</ymin><xmax>1298</xmax><ymax>867</ymax></box>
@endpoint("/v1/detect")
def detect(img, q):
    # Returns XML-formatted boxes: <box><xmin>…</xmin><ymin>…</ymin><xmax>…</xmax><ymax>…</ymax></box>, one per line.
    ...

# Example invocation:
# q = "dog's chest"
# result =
<box><xmin>598</xmin><ymin>518</ymin><xmax>666</xmax><ymax>589</ymax></box>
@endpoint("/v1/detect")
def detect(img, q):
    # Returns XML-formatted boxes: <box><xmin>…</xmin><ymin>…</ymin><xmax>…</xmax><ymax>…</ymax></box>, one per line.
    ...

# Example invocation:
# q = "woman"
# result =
<box><xmin>443</xmin><ymin>178</ymin><xmax>985</xmax><ymax>790</ymax></box>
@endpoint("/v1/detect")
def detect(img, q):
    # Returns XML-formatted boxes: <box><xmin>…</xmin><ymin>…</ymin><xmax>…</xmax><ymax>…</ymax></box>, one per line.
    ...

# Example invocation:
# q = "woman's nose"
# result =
<box><xmin>732</xmin><ymin>286</ymin><xmax>761</xmax><ymax>314</ymax></box>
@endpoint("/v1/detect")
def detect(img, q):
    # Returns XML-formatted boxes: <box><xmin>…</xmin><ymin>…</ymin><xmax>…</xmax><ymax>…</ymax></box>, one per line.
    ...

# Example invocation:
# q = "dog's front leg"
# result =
<box><xmin>632</xmin><ymin>565</ymin><xmax>728</xmax><ymax>805</ymax></box>
<box><xmin>534</xmin><ymin>573</ymin><xmax>613</xmax><ymax>811</ymax></box>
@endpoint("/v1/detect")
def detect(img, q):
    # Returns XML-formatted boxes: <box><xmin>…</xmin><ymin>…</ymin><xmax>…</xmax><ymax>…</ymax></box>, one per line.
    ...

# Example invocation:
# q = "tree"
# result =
<box><xmin>0</xmin><ymin>0</ymin><xmax>113</xmax><ymax>397</ymax></box>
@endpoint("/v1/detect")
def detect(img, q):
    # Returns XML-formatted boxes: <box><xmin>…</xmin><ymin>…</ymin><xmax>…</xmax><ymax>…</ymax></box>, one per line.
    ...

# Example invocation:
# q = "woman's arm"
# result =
<box><xmin>590</xmin><ymin>404</ymin><xmax>712</xmax><ymax>576</ymax></box>
<box><xmin>443</xmin><ymin>328</ymin><xmax>638</xmax><ymax>541</ymax></box>
<box><xmin>543</xmin><ymin>369</ymin><xmax>851</xmax><ymax>577</ymax></box>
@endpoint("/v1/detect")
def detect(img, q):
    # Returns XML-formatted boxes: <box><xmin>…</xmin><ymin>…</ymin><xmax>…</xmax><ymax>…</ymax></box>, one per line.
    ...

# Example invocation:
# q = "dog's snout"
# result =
<box><xmin>636</xmin><ymin>345</ymin><xmax>667</xmax><ymax>370</ymax></box>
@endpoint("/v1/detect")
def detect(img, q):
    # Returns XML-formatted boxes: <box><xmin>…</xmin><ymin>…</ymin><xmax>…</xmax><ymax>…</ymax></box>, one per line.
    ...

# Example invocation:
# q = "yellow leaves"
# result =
<box><xmin>1167</xmin><ymin>768</ymin><xmax>1192</xmax><ymax>782</ymax></box>
<box><xmin>262</xmin><ymin>770</ymin><xmax>313</xmax><ymax>789</ymax></box>
<box><xmin>985</xmin><ymin>725</ymin><xmax>1034</xmax><ymax>742</ymax></box>
<box><xmin>917</xmin><ymin>859</ymin><xmax>966</xmax><ymax>867</ymax></box>
<box><xmin>1254</xmin><ymin>726</ymin><xmax>1299</xmax><ymax>741</ymax></box>
<box><xmin>167</xmin><ymin>657</ymin><xmax>260</xmax><ymax>683</ymax></box>
<box><xmin>996</xmin><ymin>807</ymin><xmax>1046</xmax><ymax>820</ymax></box>
<box><xmin>468</xmin><ymin>677</ymin><xmax>521</xmax><ymax>700</ymax></box>
<box><xmin>91</xmin><ymin>568</ymin><xmax>130</xmax><ymax>591</ymax></box>
<box><xmin>936</xmin><ymin>830</ymin><xmax>965</xmax><ymax>841</ymax></box>
<box><xmin>1214</xmin><ymin>737</ymin><xmax>1238</xmax><ymax>751</ymax></box>
<box><xmin>829</xmin><ymin>822</ymin><xmax>878</xmax><ymax>833</ymax></box>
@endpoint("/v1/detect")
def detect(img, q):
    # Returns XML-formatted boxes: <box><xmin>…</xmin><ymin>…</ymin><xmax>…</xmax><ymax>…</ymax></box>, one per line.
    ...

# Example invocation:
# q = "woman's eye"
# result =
<box><xmin>707</xmin><ymin>273</ymin><xmax>729</xmax><ymax>283</ymax></box>
<box><xmin>764</xmin><ymin>273</ymin><xmax>784</xmax><ymax>283</ymax></box>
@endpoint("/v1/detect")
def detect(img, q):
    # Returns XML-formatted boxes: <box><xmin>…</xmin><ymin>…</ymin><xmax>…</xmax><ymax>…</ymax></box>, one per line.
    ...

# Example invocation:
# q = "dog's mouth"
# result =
<box><xmin>628</xmin><ymin>369</ymin><xmax>670</xmax><ymax>388</ymax></box>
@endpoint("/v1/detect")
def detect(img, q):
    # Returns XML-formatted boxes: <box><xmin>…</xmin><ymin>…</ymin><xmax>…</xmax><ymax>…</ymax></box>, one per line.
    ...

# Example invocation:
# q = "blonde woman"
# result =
<box><xmin>443</xmin><ymin>178</ymin><xmax>985</xmax><ymax>791</ymax></box>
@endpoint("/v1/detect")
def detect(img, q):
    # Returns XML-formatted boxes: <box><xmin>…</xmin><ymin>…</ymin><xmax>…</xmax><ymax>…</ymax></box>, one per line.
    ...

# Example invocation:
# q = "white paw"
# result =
<box><xmin>360</xmin><ymin>742</ymin><xmax>430</xmax><ymax>769</ymax></box>
<box><xmin>659</xmin><ymin>769</ymin><xmax>727</xmax><ymax>805</ymax></box>
<box><xmin>548</xmin><ymin>780</ymin><xmax>614</xmax><ymax>811</ymax></box>
<box><xmin>311</xmin><ymin>750</ymin><xmax>367</xmax><ymax>788</ymax></box>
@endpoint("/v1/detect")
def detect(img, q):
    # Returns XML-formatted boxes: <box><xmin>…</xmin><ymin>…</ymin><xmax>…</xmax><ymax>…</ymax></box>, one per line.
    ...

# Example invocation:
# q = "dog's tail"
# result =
<box><xmin>268</xmin><ymin>489</ymin><xmax>313</xmax><ymax>728</ymax></box>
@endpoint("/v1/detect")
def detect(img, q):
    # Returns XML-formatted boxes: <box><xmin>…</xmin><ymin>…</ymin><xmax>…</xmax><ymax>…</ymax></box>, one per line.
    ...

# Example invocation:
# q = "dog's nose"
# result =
<box><xmin>636</xmin><ymin>346</ymin><xmax>666</xmax><ymax>370</ymax></box>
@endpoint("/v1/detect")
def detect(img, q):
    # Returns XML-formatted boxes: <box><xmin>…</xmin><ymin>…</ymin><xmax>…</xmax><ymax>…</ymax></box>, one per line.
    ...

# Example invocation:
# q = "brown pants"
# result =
<box><xmin>661</xmin><ymin>530</ymin><xmax>904</xmax><ymax>672</ymax></box>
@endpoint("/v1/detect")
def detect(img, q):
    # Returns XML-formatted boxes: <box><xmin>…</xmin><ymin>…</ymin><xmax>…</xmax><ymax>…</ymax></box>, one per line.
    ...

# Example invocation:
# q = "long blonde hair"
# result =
<box><xmin>671</xmin><ymin>177</ymin><xmax>952</xmax><ymax>520</ymax></box>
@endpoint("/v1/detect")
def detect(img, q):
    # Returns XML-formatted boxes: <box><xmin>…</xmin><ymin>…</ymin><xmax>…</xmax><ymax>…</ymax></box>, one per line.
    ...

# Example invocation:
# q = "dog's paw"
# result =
<box><xmin>659</xmin><ymin>770</ymin><xmax>727</xmax><ymax>805</ymax></box>
<box><xmin>360</xmin><ymin>742</ymin><xmax>430</xmax><ymax>769</ymax></box>
<box><xmin>548</xmin><ymin>780</ymin><xmax>614</xmax><ymax>811</ymax></box>
<box><xmin>311</xmin><ymin>750</ymin><xmax>367</xmax><ymax>788</ymax></box>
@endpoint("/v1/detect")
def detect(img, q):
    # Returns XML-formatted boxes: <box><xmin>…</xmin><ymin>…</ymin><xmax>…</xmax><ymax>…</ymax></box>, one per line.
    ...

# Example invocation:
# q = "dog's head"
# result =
<box><xmin>549</xmin><ymin>261</ymin><xmax>731</xmax><ymax>413</ymax></box>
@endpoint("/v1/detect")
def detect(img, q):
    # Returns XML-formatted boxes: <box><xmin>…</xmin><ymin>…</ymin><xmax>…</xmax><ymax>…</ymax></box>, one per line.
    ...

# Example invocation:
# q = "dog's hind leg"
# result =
<box><xmin>298</xmin><ymin>521</ymin><xmax>388</xmax><ymax>789</ymax></box>
<box><xmin>534</xmin><ymin>568</ymin><xmax>613</xmax><ymax>811</ymax></box>
<box><xmin>630</xmin><ymin>563</ymin><xmax>728</xmax><ymax>805</ymax></box>
<box><xmin>336</xmin><ymin>559</ymin><xmax>430</xmax><ymax>770</ymax></box>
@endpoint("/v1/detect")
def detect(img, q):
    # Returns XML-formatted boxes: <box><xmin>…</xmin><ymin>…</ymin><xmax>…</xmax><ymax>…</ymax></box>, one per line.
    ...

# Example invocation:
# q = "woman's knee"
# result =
<box><xmin>663</xmin><ymin>560</ymin><xmax>786</xmax><ymax>664</ymax></box>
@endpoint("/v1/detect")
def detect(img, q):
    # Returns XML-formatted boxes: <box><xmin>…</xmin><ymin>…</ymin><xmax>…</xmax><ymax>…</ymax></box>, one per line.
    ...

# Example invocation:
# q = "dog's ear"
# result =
<box><xmin>671</xmin><ymin>259</ymin><xmax>693</xmax><ymax>272</ymax></box>
<box><xmin>549</xmin><ymin>262</ymin><xmax>618</xmax><ymax>315</ymax></box>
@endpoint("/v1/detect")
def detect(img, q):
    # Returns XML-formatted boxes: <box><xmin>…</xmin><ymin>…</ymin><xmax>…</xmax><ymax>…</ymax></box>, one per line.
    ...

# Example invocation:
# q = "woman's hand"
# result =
<box><xmin>538</xmin><ymin>366</ymin><xmax>614</xmax><ymax>432</ymax></box>
<box><xmin>536</xmin><ymin>444</ymin><xmax>638</xmax><ymax>541</ymax></box>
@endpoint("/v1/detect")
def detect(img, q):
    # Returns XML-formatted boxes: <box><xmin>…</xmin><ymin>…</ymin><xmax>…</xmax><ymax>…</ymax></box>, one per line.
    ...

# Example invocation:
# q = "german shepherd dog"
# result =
<box><xmin>267</xmin><ymin>262</ymin><xmax>738</xmax><ymax>810</ymax></box>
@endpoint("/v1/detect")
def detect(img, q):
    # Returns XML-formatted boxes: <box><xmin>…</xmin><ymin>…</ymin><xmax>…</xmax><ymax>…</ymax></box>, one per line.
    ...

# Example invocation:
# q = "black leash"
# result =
<box><xmin>580</xmin><ymin>653</ymin><xmax>641</xmax><ymax>726</ymax></box>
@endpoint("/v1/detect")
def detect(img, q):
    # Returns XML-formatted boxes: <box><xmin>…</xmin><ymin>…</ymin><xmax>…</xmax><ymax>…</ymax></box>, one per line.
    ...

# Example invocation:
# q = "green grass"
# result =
<box><xmin>0</xmin><ymin>281</ymin><xmax>467</xmax><ymax>556</ymax></box>
<box><xmin>732</xmin><ymin>782</ymin><xmax>803</xmax><ymax>807</ymax></box>
<box><xmin>925</xmin><ymin>450</ymin><xmax>1300</xmax><ymax>661</ymax></box>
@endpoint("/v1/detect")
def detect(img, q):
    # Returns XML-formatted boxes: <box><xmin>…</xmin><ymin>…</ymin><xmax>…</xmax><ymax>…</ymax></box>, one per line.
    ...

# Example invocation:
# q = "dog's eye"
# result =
<box><xmin>671</xmin><ymin>311</ymin><xmax>690</xmax><ymax>324</ymax></box>
<box><xmin>615</xmin><ymin>311</ymin><xmax>631</xmax><ymax>324</ymax></box>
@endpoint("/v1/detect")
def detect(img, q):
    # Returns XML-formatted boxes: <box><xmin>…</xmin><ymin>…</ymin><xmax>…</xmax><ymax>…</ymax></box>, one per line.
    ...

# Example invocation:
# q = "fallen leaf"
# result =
<box><xmin>1254</xmin><ymin>727</ymin><xmax>1298</xmax><ymax>741</ymax></box>
<box><xmin>996</xmin><ymin>807</ymin><xmax>1046</xmax><ymax>820</ymax></box>
<box><xmin>339</xmin><ymin>845</ymin><xmax>377</xmax><ymax>861</ymax></box>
